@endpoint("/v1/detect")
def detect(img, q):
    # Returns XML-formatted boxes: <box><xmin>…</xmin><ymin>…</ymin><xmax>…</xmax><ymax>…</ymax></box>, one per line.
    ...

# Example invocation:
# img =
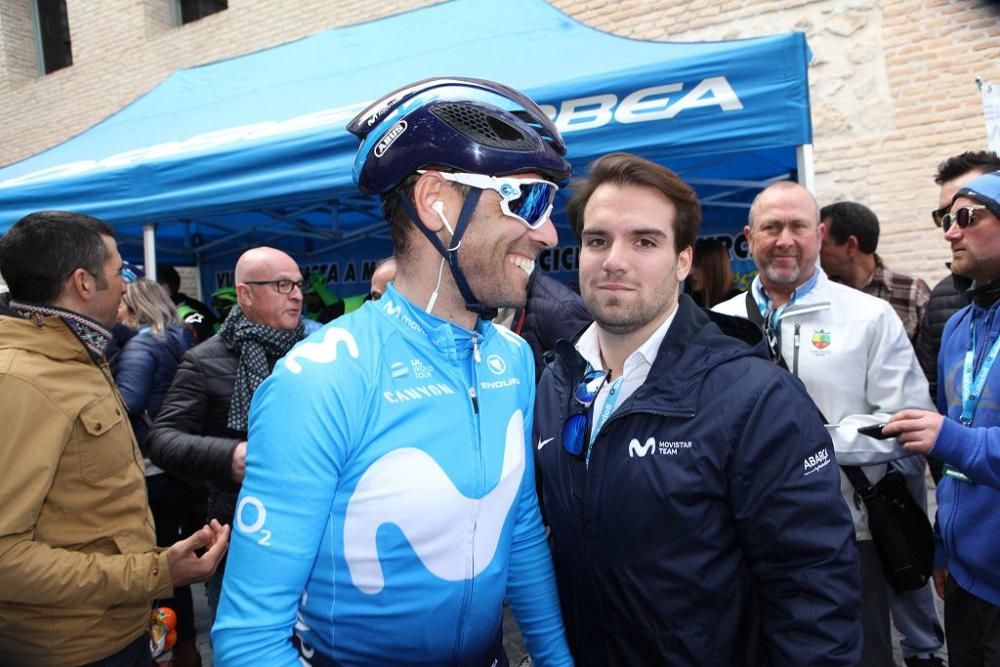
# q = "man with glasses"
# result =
<box><xmin>819</xmin><ymin>199</ymin><xmax>944</xmax><ymax>667</ymax></box>
<box><xmin>533</xmin><ymin>153</ymin><xmax>860</xmax><ymax>665</ymax></box>
<box><xmin>212</xmin><ymin>78</ymin><xmax>573</xmax><ymax>666</ymax></box>
<box><xmin>887</xmin><ymin>170</ymin><xmax>1000</xmax><ymax>667</ymax></box>
<box><xmin>716</xmin><ymin>180</ymin><xmax>935</xmax><ymax>667</ymax></box>
<box><xmin>148</xmin><ymin>246</ymin><xmax>306</xmax><ymax>622</ymax></box>
<box><xmin>916</xmin><ymin>152</ymin><xmax>1000</xmax><ymax>402</ymax></box>
<box><xmin>0</xmin><ymin>211</ymin><xmax>228</xmax><ymax>666</ymax></box>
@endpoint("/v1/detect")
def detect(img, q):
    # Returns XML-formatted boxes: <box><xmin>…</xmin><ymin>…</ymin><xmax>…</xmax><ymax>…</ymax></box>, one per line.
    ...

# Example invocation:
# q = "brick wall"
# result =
<box><xmin>2</xmin><ymin>0</ymin><xmax>999</xmax><ymax>284</ymax></box>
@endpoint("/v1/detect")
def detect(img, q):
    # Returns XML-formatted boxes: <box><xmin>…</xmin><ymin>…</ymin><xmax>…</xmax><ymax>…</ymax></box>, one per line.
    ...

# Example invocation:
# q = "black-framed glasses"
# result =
<box><xmin>931</xmin><ymin>205</ymin><xmax>950</xmax><ymax>228</ymax></box>
<box><xmin>940</xmin><ymin>205</ymin><xmax>988</xmax><ymax>233</ymax></box>
<box><xmin>244</xmin><ymin>279</ymin><xmax>304</xmax><ymax>294</ymax></box>
<box><xmin>561</xmin><ymin>369</ymin><xmax>610</xmax><ymax>459</ymax></box>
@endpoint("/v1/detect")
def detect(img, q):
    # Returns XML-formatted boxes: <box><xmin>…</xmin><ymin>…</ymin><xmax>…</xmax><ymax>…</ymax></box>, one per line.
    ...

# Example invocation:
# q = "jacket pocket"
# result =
<box><xmin>77</xmin><ymin>397</ymin><xmax>131</xmax><ymax>482</ymax></box>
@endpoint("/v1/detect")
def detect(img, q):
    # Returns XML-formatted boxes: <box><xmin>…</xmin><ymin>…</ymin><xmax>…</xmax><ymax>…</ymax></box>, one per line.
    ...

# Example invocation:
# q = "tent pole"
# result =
<box><xmin>143</xmin><ymin>223</ymin><xmax>157</xmax><ymax>281</ymax></box>
<box><xmin>796</xmin><ymin>143</ymin><xmax>816</xmax><ymax>194</ymax></box>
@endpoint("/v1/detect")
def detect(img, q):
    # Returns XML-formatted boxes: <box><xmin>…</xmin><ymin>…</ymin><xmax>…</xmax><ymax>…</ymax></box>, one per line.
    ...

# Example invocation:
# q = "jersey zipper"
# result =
<box><xmin>454</xmin><ymin>332</ymin><xmax>484</xmax><ymax>660</ymax></box>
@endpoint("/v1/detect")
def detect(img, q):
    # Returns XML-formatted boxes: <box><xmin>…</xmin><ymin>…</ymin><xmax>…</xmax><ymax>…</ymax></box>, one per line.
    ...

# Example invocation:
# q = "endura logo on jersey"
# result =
<box><xmin>343</xmin><ymin>410</ymin><xmax>527</xmax><ymax>594</ymax></box>
<box><xmin>284</xmin><ymin>327</ymin><xmax>360</xmax><ymax>373</ymax></box>
<box><xmin>803</xmin><ymin>447</ymin><xmax>832</xmax><ymax>476</ymax></box>
<box><xmin>383</xmin><ymin>383</ymin><xmax>455</xmax><ymax>404</ymax></box>
<box><xmin>486</xmin><ymin>354</ymin><xmax>506</xmax><ymax>375</ymax></box>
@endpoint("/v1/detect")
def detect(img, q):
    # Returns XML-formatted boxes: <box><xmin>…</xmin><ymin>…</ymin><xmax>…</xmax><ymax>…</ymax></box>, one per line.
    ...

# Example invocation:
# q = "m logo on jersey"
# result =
<box><xmin>343</xmin><ymin>410</ymin><xmax>526</xmax><ymax>594</ymax></box>
<box><xmin>284</xmin><ymin>327</ymin><xmax>360</xmax><ymax>373</ymax></box>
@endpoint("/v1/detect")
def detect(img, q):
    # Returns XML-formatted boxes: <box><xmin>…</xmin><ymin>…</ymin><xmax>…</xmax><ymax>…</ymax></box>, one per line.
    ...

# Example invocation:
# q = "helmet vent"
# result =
<box><xmin>431</xmin><ymin>103</ymin><xmax>537</xmax><ymax>150</ymax></box>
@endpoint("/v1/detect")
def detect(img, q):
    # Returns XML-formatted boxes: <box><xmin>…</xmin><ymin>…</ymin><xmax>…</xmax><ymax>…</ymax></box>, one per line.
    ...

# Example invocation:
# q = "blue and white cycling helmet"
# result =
<box><xmin>347</xmin><ymin>76</ymin><xmax>571</xmax><ymax>194</ymax></box>
<box><xmin>347</xmin><ymin>77</ymin><xmax>571</xmax><ymax>318</ymax></box>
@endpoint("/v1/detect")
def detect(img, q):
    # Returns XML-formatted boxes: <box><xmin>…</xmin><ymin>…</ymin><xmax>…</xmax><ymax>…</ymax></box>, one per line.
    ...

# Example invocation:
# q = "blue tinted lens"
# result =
<box><xmin>507</xmin><ymin>182</ymin><xmax>555</xmax><ymax>228</ymax></box>
<box><xmin>573</xmin><ymin>369</ymin><xmax>609</xmax><ymax>406</ymax></box>
<box><xmin>562</xmin><ymin>413</ymin><xmax>587</xmax><ymax>457</ymax></box>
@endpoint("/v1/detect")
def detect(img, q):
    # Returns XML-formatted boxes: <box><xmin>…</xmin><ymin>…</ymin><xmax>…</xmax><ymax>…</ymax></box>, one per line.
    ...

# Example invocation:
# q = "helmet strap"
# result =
<box><xmin>401</xmin><ymin>188</ymin><xmax>498</xmax><ymax>321</ymax></box>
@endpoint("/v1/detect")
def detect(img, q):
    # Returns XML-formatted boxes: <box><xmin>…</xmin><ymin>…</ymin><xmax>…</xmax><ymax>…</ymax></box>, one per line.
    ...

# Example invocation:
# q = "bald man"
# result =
<box><xmin>369</xmin><ymin>256</ymin><xmax>397</xmax><ymax>300</ymax></box>
<box><xmin>148</xmin><ymin>246</ymin><xmax>306</xmax><ymax>620</ymax></box>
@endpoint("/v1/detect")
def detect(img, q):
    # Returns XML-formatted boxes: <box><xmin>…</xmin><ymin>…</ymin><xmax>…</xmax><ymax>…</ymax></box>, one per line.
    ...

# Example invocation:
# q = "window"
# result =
<box><xmin>175</xmin><ymin>0</ymin><xmax>227</xmax><ymax>25</ymax></box>
<box><xmin>34</xmin><ymin>0</ymin><xmax>72</xmax><ymax>74</ymax></box>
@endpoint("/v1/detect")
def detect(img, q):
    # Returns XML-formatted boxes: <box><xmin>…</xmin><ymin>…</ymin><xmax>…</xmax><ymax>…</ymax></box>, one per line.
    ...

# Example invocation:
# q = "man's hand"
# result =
<box><xmin>884</xmin><ymin>409</ymin><xmax>944</xmax><ymax>455</ymax></box>
<box><xmin>167</xmin><ymin>519</ymin><xmax>230</xmax><ymax>587</ymax></box>
<box><xmin>933</xmin><ymin>567</ymin><xmax>948</xmax><ymax>599</ymax></box>
<box><xmin>231</xmin><ymin>441</ymin><xmax>247</xmax><ymax>482</ymax></box>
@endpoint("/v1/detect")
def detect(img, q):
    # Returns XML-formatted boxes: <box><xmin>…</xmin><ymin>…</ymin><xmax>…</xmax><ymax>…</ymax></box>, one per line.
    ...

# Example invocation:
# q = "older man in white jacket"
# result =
<box><xmin>715</xmin><ymin>181</ymin><xmax>935</xmax><ymax>667</ymax></box>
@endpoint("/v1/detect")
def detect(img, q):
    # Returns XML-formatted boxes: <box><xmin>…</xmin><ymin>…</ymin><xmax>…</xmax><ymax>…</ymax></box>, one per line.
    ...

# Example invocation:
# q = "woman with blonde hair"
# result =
<box><xmin>112</xmin><ymin>278</ymin><xmax>201</xmax><ymax>666</ymax></box>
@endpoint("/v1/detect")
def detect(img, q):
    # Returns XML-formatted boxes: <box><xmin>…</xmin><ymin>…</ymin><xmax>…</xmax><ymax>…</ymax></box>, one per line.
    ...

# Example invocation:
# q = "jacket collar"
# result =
<box><xmin>552</xmin><ymin>294</ymin><xmax>769</xmax><ymax>417</ymax></box>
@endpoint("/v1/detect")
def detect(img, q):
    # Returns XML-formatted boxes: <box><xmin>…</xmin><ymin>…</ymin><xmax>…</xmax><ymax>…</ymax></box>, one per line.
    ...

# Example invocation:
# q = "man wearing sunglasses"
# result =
<box><xmin>213</xmin><ymin>78</ymin><xmax>573</xmax><ymax>666</ymax></box>
<box><xmin>886</xmin><ymin>170</ymin><xmax>1000</xmax><ymax>667</ymax></box>
<box><xmin>534</xmin><ymin>153</ymin><xmax>860</xmax><ymax>665</ymax></box>
<box><xmin>916</xmin><ymin>152</ymin><xmax>1000</xmax><ymax>402</ymax></box>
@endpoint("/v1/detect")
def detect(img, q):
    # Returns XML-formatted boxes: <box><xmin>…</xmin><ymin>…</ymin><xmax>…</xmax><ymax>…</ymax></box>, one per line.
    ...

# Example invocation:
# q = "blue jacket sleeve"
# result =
<box><xmin>113</xmin><ymin>337</ymin><xmax>156</xmax><ymax>424</ymax></box>
<box><xmin>728</xmin><ymin>370</ymin><xmax>862</xmax><ymax>666</ymax></box>
<box><xmin>505</xmin><ymin>375</ymin><xmax>574</xmax><ymax>667</ymax></box>
<box><xmin>932</xmin><ymin>418</ymin><xmax>1000</xmax><ymax>489</ymax></box>
<box><xmin>211</xmin><ymin>355</ymin><xmax>358</xmax><ymax>666</ymax></box>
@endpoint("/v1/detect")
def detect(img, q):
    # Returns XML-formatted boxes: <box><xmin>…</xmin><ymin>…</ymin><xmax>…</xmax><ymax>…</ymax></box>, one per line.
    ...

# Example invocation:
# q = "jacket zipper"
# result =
<box><xmin>793</xmin><ymin>323</ymin><xmax>801</xmax><ymax>376</ymax></box>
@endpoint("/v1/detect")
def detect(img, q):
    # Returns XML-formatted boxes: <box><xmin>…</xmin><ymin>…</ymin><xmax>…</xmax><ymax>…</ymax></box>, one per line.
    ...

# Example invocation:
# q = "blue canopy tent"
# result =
<box><xmin>0</xmin><ymin>0</ymin><xmax>812</xmax><ymax>293</ymax></box>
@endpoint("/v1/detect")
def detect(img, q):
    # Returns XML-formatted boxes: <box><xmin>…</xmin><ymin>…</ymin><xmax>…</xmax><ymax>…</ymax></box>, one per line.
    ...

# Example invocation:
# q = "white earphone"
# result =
<box><xmin>431</xmin><ymin>201</ymin><xmax>454</xmax><ymax>235</ymax></box>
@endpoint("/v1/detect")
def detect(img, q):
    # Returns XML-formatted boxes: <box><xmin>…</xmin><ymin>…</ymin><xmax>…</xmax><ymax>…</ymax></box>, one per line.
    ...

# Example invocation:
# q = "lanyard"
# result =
<box><xmin>752</xmin><ymin>270</ymin><xmax>819</xmax><ymax>326</ymax></box>
<box><xmin>585</xmin><ymin>375</ymin><xmax>624</xmax><ymax>467</ymax></box>
<box><xmin>960</xmin><ymin>312</ymin><xmax>1000</xmax><ymax>425</ymax></box>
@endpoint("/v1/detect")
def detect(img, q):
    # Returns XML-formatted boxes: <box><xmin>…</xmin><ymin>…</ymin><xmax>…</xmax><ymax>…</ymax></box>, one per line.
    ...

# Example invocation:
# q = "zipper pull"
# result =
<box><xmin>473</xmin><ymin>335</ymin><xmax>481</xmax><ymax>364</ymax></box>
<box><xmin>468</xmin><ymin>386</ymin><xmax>479</xmax><ymax>413</ymax></box>
<box><xmin>793</xmin><ymin>323</ymin><xmax>800</xmax><ymax>347</ymax></box>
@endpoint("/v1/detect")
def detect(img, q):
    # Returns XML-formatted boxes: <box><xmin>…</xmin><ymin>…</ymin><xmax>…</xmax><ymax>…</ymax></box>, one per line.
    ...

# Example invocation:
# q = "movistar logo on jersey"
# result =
<box><xmin>285</xmin><ymin>327</ymin><xmax>360</xmax><ymax>373</ymax></box>
<box><xmin>343</xmin><ymin>410</ymin><xmax>526</xmax><ymax>594</ymax></box>
<box><xmin>382</xmin><ymin>298</ymin><xmax>426</xmax><ymax>336</ymax></box>
<box><xmin>383</xmin><ymin>383</ymin><xmax>456</xmax><ymax>404</ymax></box>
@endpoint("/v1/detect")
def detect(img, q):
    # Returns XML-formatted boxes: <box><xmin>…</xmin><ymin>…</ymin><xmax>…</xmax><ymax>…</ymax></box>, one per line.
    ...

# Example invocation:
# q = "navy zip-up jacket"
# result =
<box><xmin>534</xmin><ymin>296</ymin><xmax>861</xmax><ymax>666</ymax></box>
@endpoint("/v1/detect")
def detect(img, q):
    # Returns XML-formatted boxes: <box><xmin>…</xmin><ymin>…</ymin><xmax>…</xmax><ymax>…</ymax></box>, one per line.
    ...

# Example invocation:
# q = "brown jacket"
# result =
<box><xmin>0</xmin><ymin>310</ymin><xmax>173</xmax><ymax>666</ymax></box>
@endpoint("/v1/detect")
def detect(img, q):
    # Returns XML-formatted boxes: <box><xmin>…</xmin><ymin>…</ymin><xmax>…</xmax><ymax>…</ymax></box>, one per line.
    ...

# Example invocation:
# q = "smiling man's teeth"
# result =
<box><xmin>510</xmin><ymin>256</ymin><xmax>535</xmax><ymax>275</ymax></box>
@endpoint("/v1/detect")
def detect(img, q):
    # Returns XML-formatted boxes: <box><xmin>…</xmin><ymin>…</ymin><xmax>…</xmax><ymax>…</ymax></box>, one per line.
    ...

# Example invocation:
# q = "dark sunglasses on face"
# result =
<box><xmin>244</xmin><ymin>279</ymin><xmax>304</xmax><ymax>294</ymax></box>
<box><xmin>940</xmin><ymin>205</ymin><xmax>988</xmax><ymax>233</ymax></box>
<box><xmin>561</xmin><ymin>368</ymin><xmax>610</xmax><ymax>459</ymax></box>
<box><xmin>931</xmin><ymin>205</ymin><xmax>949</xmax><ymax>228</ymax></box>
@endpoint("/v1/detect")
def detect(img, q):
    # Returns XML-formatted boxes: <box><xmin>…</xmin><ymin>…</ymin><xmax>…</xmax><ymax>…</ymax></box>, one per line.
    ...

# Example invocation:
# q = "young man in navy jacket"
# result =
<box><xmin>534</xmin><ymin>152</ymin><xmax>861</xmax><ymax>665</ymax></box>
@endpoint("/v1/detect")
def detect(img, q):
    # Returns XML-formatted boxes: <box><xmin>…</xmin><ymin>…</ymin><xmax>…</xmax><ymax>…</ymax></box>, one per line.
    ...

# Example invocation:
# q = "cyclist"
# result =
<box><xmin>212</xmin><ymin>77</ymin><xmax>575</xmax><ymax>666</ymax></box>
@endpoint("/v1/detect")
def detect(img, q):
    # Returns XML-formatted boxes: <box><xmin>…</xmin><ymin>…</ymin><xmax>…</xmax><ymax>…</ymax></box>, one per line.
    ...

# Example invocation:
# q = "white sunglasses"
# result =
<box><xmin>419</xmin><ymin>170</ymin><xmax>558</xmax><ymax>229</ymax></box>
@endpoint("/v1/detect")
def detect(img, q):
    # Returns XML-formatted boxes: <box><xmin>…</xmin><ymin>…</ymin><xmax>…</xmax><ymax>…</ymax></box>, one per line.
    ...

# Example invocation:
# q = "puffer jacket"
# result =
<box><xmin>0</xmin><ymin>295</ymin><xmax>172</xmax><ymax>666</ymax></box>
<box><xmin>534</xmin><ymin>295</ymin><xmax>861</xmax><ymax>666</ymax></box>
<box><xmin>112</xmin><ymin>323</ymin><xmax>194</xmax><ymax>446</ymax></box>
<box><xmin>915</xmin><ymin>271</ymin><xmax>971</xmax><ymax>398</ymax></box>
<box><xmin>515</xmin><ymin>272</ymin><xmax>591</xmax><ymax>381</ymax></box>
<box><xmin>147</xmin><ymin>335</ymin><xmax>242</xmax><ymax>525</ymax></box>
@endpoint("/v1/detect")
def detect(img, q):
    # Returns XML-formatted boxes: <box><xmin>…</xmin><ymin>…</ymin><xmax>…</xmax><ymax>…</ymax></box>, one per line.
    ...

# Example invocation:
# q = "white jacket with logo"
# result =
<box><xmin>715</xmin><ymin>268</ymin><xmax>934</xmax><ymax>539</ymax></box>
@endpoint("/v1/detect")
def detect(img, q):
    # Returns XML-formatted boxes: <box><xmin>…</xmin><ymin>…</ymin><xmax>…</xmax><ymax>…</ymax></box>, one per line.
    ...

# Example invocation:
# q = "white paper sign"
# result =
<box><xmin>984</xmin><ymin>82</ymin><xmax>1000</xmax><ymax>153</ymax></box>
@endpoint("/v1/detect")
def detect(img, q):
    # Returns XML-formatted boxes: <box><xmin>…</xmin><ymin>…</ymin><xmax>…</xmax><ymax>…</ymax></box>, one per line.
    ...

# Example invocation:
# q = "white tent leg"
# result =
<box><xmin>796</xmin><ymin>143</ymin><xmax>816</xmax><ymax>194</ymax></box>
<box><xmin>143</xmin><ymin>223</ymin><xmax>157</xmax><ymax>281</ymax></box>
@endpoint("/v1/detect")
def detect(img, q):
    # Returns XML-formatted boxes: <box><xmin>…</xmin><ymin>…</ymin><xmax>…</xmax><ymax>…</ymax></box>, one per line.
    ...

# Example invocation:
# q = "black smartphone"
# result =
<box><xmin>857</xmin><ymin>423</ymin><xmax>893</xmax><ymax>440</ymax></box>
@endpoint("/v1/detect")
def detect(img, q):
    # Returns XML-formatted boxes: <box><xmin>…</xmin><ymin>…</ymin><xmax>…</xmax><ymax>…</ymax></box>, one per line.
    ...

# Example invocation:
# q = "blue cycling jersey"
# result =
<box><xmin>212</xmin><ymin>284</ymin><xmax>572</xmax><ymax>666</ymax></box>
